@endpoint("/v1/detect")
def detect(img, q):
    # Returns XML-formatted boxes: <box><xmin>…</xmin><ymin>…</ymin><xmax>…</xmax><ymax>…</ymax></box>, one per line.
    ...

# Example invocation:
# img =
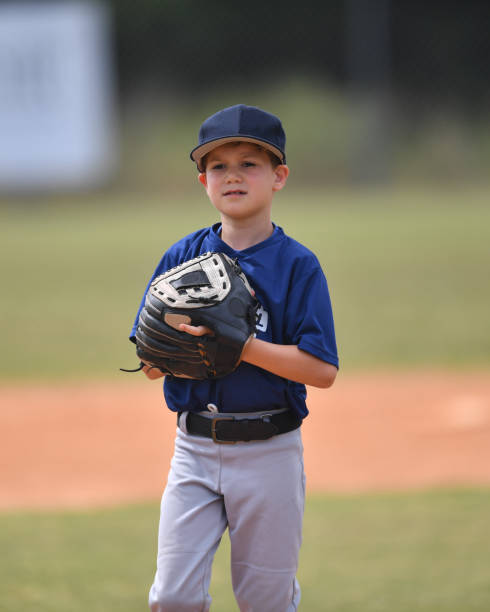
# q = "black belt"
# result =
<box><xmin>180</xmin><ymin>410</ymin><xmax>302</xmax><ymax>444</ymax></box>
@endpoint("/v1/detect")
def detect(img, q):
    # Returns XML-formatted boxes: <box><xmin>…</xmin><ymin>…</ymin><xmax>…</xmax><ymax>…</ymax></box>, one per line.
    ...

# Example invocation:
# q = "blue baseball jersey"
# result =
<box><xmin>129</xmin><ymin>223</ymin><xmax>338</xmax><ymax>418</ymax></box>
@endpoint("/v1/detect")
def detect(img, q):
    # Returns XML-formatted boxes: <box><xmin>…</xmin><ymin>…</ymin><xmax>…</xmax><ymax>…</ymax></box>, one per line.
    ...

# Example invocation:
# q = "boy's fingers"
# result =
<box><xmin>179</xmin><ymin>323</ymin><xmax>214</xmax><ymax>336</ymax></box>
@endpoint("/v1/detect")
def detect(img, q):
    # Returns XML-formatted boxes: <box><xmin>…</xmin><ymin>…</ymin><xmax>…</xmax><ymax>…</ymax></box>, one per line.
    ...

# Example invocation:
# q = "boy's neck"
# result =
<box><xmin>219</xmin><ymin>217</ymin><xmax>274</xmax><ymax>251</ymax></box>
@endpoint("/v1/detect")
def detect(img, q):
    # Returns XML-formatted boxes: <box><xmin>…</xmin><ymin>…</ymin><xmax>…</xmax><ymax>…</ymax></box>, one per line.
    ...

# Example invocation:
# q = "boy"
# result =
<box><xmin>130</xmin><ymin>104</ymin><xmax>339</xmax><ymax>611</ymax></box>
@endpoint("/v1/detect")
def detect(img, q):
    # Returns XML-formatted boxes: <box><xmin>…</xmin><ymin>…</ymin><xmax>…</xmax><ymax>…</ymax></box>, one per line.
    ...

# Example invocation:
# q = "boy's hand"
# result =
<box><xmin>141</xmin><ymin>362</ymin><xmax>165</xmax><ymax>379</ymax></box>
<box><xmin>178</xmin><ymin>323</ymin><xmax>213</xmax><ymax>337</ymax></box>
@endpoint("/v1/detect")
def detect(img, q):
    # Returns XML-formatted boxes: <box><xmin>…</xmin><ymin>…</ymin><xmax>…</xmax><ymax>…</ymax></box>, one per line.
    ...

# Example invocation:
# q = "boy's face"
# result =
<box><xmin>198</xmin><ymin>142</ymin><xmax>288</xmax><ymax>223</ymax></box>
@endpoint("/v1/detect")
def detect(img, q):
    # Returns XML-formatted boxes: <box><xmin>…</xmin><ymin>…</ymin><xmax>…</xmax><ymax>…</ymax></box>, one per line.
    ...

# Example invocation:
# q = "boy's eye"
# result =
<box><xmin>209</xmin><ymin>163</ymin><xmax>224</xmax><ymax>170</ymax></box>
<box><xmin>242</xmin><ymin>161</ymin><xmax>256</xmax><ymax>167</ymax></box>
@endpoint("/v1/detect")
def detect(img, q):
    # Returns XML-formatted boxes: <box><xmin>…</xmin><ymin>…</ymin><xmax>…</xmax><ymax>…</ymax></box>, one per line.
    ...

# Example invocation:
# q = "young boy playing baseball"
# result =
<box><xmin>129</xmin><ymin>104</ymin><xmax>339</xmax><ymax>611</ymax></box>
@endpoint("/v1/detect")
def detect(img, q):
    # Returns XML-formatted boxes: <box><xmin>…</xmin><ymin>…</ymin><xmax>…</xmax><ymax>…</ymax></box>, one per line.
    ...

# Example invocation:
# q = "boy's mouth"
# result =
<box><xmin>223</xmin><ymin>189</ymin><xmax>247</xmax><ymax>196</ymax></box>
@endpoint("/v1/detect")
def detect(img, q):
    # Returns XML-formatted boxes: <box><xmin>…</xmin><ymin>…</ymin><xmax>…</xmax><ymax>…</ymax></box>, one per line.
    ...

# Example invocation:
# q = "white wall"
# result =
<box><xmin>0</xmin><ymin>1</ymin><xmax>117</xmax><ymax>191</ymax></box>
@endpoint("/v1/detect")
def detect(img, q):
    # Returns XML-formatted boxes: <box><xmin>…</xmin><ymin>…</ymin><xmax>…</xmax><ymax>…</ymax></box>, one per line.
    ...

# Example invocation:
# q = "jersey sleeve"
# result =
<box><xmin>284</xmin><ymin>260</ymin><xmax>339</xmax><ymax>369</ymax></box>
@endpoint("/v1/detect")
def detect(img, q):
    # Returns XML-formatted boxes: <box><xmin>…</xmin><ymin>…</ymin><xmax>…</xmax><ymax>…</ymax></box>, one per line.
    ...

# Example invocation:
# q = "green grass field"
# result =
<box><xmin>1</xmin><ymin>489</ymin><xmax>489</xmax><ymax>611</ymax></box>
<box><xmin>2</xmin><ymin>82</ymin><xmax>489</xmax><ymax>612</ymax></box>
<box><xmin>1</xmin><ymin>186</ymin><xmax>489</xmax><ymax>610</ymax></box>
<box><xmin>1</xmin><ymin>185</ymin><xmax>489</xmax><ymax>379</ymax></box>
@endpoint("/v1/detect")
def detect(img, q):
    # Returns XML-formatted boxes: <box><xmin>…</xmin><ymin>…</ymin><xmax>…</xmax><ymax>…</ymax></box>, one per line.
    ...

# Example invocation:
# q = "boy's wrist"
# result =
<box><xmin>239</xmin><ymin>335</ymin><xmax>256</xmax><ymax>364</ymax></box>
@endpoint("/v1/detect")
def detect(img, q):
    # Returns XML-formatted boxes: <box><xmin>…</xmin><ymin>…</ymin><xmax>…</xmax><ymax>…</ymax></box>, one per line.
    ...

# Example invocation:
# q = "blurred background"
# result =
<box><xmin>1</xmin><ymin>0</ymin><xmax>489</xmax><ymax>377</ymax></box>
<box><xmin>1</xmin><ymin>1</ymin><xmax>489</xmax><ymax>611</ymax></box>
<box><xmin>2</xmin><ymin>0</ymin><xmax>489</xmax><ymax>191</ymax></box>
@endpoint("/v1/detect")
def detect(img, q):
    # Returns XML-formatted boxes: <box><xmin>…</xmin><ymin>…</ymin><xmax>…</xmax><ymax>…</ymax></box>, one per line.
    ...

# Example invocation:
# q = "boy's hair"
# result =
<box><xmin>200</xmin><ymin>142</ymin><xmax>282</xmax><ymax>172</ymax></box>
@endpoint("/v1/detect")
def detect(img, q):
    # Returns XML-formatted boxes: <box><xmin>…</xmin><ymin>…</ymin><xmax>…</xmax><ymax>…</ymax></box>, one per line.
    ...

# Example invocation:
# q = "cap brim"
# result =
<box><xmin>190</xmin><ymin>136</ymin><xmax>285</xmax><ymax>171</ymax></box>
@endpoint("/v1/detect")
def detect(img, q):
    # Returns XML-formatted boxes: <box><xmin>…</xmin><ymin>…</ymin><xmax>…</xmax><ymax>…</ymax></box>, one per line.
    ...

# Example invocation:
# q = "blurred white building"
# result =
<box><xmin>0</xmin><ymin>1</ymin><xmax>117</xmax><ymax>192</ymax></box>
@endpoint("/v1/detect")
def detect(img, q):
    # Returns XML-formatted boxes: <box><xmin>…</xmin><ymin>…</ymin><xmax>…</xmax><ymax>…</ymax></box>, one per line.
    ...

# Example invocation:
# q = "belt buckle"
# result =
<box><xmin>211</xmin><ymin>416</ymin><xmax>236</xmax><ymax>444</ymax></box>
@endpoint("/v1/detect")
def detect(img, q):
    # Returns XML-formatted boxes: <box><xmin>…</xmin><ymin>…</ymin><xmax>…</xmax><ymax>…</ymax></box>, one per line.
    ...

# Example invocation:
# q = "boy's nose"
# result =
<box><xmin>225</xmin><ymin>166</ymin><xmax>242</xmax><ymax>181</ymax></box>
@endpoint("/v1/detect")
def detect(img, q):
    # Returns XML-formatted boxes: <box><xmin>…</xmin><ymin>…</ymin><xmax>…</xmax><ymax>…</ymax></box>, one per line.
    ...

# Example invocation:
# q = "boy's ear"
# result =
<box><xmin>272</xmin><ymin>164</ymin><xmax>289</xmax><ymax>192</ymax></box>
<box><xmin>198</xmin><ymin>172</ymin><xmax>207</xmax><ymax>187</ymax></box>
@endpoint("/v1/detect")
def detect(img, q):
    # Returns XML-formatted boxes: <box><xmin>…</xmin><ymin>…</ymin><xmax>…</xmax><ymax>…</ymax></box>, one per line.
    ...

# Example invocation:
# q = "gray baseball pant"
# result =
<box><xmin>148</xmin><ymin>416</ymin><xmax>305</xmax><ymax>612</ymax></box>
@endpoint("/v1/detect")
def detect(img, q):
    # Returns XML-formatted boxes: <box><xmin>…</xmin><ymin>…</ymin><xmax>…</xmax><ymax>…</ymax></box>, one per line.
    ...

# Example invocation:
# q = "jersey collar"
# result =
<box><xmin>208</xmin><ymin>222</ymin><xmax>284</xmax><ymax>256</ymax></box>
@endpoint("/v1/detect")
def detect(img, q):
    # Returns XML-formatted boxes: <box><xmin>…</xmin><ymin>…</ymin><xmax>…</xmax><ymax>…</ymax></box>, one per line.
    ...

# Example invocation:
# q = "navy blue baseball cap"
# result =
<box><xmin>190</xmin><ymin>104</ymin><xmax>286</xmax><ymax>171</ymax></box>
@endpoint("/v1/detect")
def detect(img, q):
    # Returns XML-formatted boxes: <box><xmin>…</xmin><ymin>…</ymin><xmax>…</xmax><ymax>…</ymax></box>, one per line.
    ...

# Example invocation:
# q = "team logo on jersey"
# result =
<box><xmin>255</xmin><ymin>305</ymin><xmax>269</xmax><ymax>333</ymax></box>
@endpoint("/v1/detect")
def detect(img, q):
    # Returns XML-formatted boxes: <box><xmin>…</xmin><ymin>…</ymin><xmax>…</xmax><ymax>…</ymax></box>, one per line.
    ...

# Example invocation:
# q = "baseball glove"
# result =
<box><xmin>126</xmin><ymin>252</ymin><xmax>259</xmax><ymax>379</ymax></box>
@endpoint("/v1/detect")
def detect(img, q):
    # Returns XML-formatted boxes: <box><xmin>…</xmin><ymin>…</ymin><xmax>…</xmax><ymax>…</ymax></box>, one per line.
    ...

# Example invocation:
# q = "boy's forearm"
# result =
<box><xmin>241</xmin><ymin>338</ymin><xmax>337</xmax><ymax>388</ymax></box>
<box><xmin>140</xmin><ymin>336</ymin><xmax>337</xmax><ymax>387</ymax></box>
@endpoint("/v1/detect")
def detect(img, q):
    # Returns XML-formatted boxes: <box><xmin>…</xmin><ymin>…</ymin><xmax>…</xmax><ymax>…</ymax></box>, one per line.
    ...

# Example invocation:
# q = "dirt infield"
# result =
<box><xmin>1</xmin><ymin>371</ymin><xmax>490</xmax><ymax>510</ymax></box>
